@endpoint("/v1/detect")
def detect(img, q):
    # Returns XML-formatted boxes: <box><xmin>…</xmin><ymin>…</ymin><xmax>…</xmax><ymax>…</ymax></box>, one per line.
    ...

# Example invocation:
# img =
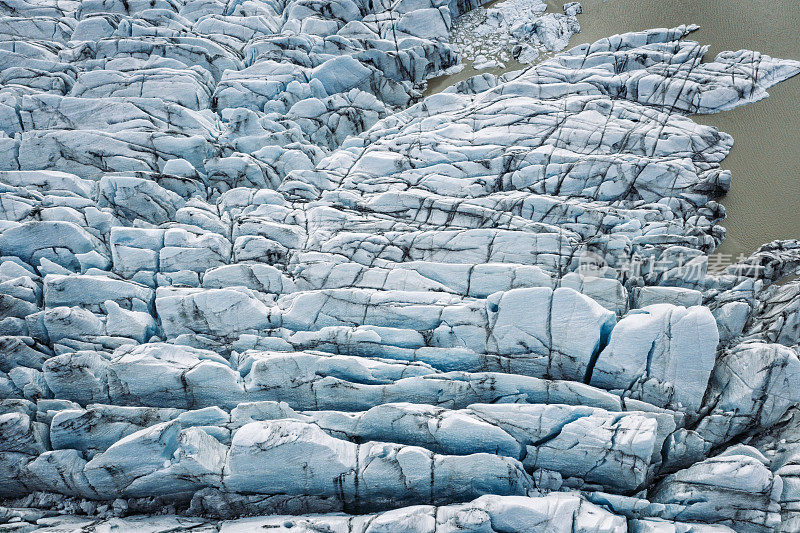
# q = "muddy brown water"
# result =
<box><xmin>428</xmin><ymin>0</ymin><xmax>800</xmax><ymax>261</ymax></box>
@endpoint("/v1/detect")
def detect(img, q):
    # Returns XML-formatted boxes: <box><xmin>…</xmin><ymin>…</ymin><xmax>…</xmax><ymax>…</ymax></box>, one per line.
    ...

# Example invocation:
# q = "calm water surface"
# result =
<box><xmin>431</xmin><ymin>0</ymin><xmax>800</xmax><ymax>259</ymax></box>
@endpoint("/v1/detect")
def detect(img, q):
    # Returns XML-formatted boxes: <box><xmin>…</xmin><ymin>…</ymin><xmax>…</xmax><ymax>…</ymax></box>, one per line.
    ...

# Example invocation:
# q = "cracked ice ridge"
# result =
<box><xmin>0</xmin><ymin>0</ymin><xmax>800</xmax><ymax>530</ymax></box>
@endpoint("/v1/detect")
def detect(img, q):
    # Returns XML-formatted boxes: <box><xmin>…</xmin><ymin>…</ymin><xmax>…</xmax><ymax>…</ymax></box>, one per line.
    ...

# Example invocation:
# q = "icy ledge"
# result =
<box><xmin>1</xmin><ymin>0</ymin><xmax>800</xmax><ymax>530</ymax></box>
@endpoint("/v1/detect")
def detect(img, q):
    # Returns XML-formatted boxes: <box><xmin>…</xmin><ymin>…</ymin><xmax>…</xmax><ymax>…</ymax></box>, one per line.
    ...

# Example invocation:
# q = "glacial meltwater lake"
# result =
<box><xmin>431</xmin><ymin>0</ymin><xmax>800</xmax><ymax>261</ymax></box>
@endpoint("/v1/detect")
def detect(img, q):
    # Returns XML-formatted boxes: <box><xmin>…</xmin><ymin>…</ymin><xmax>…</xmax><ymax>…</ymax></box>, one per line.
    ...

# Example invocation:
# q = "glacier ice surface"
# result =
<box><xmin>0</xmin><ymin>0</ymin><xmax>800</xmax><ymax>531</ymax></box>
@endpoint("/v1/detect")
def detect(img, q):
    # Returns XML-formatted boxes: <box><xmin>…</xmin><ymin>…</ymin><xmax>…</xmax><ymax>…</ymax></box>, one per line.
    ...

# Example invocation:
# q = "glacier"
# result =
<box><xmin>1</xmin><ymin>0</ymin><xmax>800</xmax><ymax>531</ymax></box>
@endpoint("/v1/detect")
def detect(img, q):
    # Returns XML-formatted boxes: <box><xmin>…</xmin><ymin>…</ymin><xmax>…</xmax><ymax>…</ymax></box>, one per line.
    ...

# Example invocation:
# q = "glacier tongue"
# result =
<box><xmin>1</xmin><ymin>0</ymin><xmax>800</xmax><ymax>530</ymax></box>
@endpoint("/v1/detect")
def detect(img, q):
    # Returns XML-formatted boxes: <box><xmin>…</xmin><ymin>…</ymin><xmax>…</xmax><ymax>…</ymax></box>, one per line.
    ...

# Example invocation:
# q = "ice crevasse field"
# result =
<box><xmin>0</xmin><ymin>0</ymin><xmax>800</xmax><ymax>531</ymax></box>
